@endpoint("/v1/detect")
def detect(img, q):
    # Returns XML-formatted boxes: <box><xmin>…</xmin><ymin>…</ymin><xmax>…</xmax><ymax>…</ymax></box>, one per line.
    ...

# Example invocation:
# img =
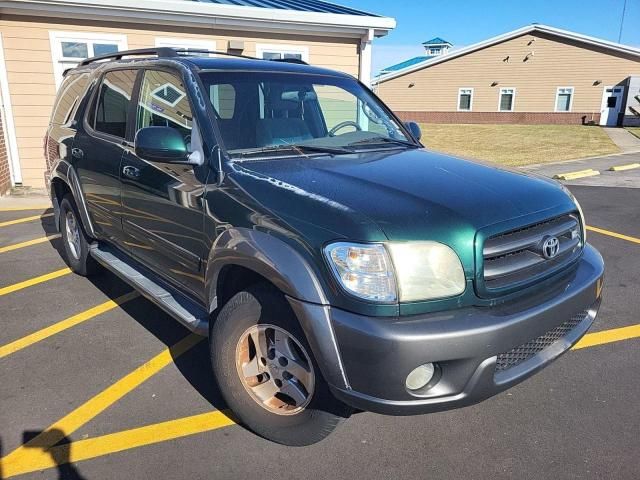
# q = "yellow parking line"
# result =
<box><xmin>0</xmin><ymin>333</ymin><xmax>203</xmax><ymax>477</ymax></box>
<box><xmin>0</xmin><ymin>291</ymin><xmax>139</xmax><ymax>359</ymax></box>
<box><xmin>0</xmin><ymin>205</ymin><xmax>51</xmax><ymax>212</ymax></box>
<box><xmin>587</xmin><ymin>226</ymin><xmax>640</xmax><ymax>245</ymax></box>
<box><xmin>0</xmin><ymin>234</ymin><xmax>61</xmax><ymax>254</ymax></box>
<box><xmin>1</xmin><ymin>411</ymin><xmax>234</xmax><ymax>478</ymax></box>
<box><xmin>0</xmin><ymin>212</ymin><xmax>54</xmax><ymax>228</ymax></box>
<box><xmin>1</xmin><ymin>320</ymin><xmax>639</xmax><ymax>477</ymax></box>
<box><xmin>573</xmin><ymin>323</ymin><xmax>640</xmax><ymax>350</ymax></box>
<box><xmin>0</xmin><ymin>268</ymin><xmax>71</xmax><ymax>296</ymax></box>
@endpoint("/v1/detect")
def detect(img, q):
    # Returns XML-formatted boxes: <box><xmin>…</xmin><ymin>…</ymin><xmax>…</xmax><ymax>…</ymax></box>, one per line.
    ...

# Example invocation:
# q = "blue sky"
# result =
<box><xmin>337</xmin><ymin>0</ymin><xmax>640</xmax><ymax>74</ymax></box>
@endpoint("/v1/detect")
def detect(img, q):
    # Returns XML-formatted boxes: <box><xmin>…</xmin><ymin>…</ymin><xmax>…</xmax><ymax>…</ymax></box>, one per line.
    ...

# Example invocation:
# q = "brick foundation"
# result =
<box><xmin>397</xmin><ymin>111</ymin><xmax>601</xmax><ymax>125</ymax></box>
<box><xmin>0</xmin><ymin>113</ymin><xmax>11</xmax><ymax>196</ymax></box>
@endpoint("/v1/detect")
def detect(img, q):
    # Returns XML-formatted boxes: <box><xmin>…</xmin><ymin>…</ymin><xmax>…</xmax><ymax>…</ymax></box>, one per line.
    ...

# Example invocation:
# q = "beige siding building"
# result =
<box><xmin>374</xmin><ymin>25</ymin><xmax>640</xmax><ymax>128</ymax></box>
<box><xmin>0</xmin><ymin>0</ymin><xmax>394</xmax><ymax>192</ymax></box>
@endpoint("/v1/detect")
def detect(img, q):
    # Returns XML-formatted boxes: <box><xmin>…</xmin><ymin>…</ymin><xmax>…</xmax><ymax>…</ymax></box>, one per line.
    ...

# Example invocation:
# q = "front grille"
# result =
<box><xmin>483</xmin><ymin>214</ymin><xmax>582</xmax><ymax>291</ymax></box>
<box><xmin>495</xmin><ymin>309</ymin><xmax>589</xmax><ymax>372</ymax></box>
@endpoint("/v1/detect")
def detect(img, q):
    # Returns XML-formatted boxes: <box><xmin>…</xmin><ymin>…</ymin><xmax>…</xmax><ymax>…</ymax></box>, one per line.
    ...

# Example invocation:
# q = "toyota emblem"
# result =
<box><xmin>541</xmin><ymin>236</ymin><xmax>560</xmax><ymax>259</ymax></box>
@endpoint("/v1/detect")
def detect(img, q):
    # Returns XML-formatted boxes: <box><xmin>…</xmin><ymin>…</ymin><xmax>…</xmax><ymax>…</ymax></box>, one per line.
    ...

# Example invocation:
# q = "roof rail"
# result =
<box><xmin>78</xmin><ymin>47</ymin><xmax>261</xmax><ymax>66</ymax></box>
<box><xmin>270</xmin><ymin>58</ymin><xmax>309</xmax><ymax>65</ymax></box>
<box><xmin>78</xmin><ymin>47</ymin><xmax>179</xmax><ymax>66</ymax></box>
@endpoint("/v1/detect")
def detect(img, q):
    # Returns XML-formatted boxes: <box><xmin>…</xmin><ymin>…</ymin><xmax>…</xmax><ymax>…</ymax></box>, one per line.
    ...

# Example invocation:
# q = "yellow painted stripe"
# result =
<box><xmin>0</xmin><ymin>205</ymin><xmax>51</xmax><ymax>212</ymax></box>
<box><xmin>0</xmin><ymin>333</ymin><xmax>203</xmax><ymax>477</ymax></box>
<box><xmin>0</xmin><ymin>234</ymin><xmax>61</xmax><ymax>254</ymax></box>
<box><xmin>0</xmin><ymin>212</ymin><xmax>54</xmax><ymax>227</ymax></box>
<box><xmin>587</xmin><ymin>226</ymin><xmax>640</xmax><ymax>245</ymax></box>
<box><xmin>0</xmin><ymin>291</ymin><xmax>139</xmax><ymax>359</ymax></box>
<box><xmin>2</xmin><ymin>321</ymin><xmax>640</xmax><ymax>477</ymax></box>
<box><xmin>0</xmin><ymin>268</ymin><xmax>71</xmax><ymax>296</ymax></box>
<box><xmin>573</xmin><ymin>323</ymin><xmax>640</xmax><ymax>350</ymax></box>
<box><xmin>1</xmin><ymin>411</ymin><xmax>234</xmax><ymax>478</ymax></box>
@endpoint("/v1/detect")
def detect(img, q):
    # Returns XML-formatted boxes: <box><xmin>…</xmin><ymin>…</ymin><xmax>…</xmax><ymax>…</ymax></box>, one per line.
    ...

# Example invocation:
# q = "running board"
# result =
<box><xmin>90</xmin><ymin>243</ymin><xmax>209</xmax><ymax>336</ymax></box>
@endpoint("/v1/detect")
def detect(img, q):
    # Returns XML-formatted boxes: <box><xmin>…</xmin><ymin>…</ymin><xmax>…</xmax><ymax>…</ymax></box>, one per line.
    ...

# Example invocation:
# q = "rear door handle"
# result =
<box><xmin>71</xmin><ymin>147</ymin><xmax>83</xmax><ymax>159</ymax></box>
<box><xmin>122</xmin><ymin>165</ymin><xmax>141</xmax><ymax>179</ymax></box>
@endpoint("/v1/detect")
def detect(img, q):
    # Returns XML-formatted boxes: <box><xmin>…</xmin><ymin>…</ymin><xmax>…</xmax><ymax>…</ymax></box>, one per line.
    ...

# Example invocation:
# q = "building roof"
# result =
<box><xmin>0</xmin><ymin>0</ymin><xmax>396</xmax><ymax>37</ymax></box>
<box><xmin>379</xmin><ymin>55</ymin><xmax>434</xmax><ymax>74</ymax></box>
<box><xmin>374</xmin><ymin>24</ymin><xmax>640</xmax><ymax>84</ymax></box>
<box><xmin>422</xmin><ymin>37</ymin><xmax>451</xmax><ymax>45</ymax></box>
<box><xmin>193</xmin><ymin>0</ymin><xmax>378</xmax><ymax>16</ymax></box>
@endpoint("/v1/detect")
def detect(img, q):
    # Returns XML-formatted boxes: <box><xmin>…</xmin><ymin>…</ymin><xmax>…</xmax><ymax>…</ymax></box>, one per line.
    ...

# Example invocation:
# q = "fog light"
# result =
<box><xmin>405</xmin><ymin>363</ymin><xmax>435</xmax><ymax>391</ymax></box>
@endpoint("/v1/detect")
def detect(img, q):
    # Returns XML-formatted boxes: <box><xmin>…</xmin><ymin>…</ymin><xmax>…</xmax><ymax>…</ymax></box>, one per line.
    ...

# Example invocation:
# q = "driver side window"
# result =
<box><xmin>137</xmin><ymin>70</ymin><xmax>193</xmax><ymax>148</ymax></box>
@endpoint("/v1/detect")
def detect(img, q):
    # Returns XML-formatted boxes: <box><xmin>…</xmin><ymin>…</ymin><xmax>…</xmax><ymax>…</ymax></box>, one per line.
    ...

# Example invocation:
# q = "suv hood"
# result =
<box><xmin>227</xmin><ymin>148</ymin><xmax>575</xmax><ymax>244</ymax></box>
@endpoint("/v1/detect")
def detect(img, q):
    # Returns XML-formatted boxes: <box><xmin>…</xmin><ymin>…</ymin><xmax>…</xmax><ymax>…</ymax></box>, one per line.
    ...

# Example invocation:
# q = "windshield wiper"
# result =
<box><xmin>236</xmin><ymin>143</ymin><xmax>353</xmax><ymax>157</ymax></box>
<box><xmin>348</xmin><ymin>136</ymin><xmax>419</xmax><ymax>149</ymax></box>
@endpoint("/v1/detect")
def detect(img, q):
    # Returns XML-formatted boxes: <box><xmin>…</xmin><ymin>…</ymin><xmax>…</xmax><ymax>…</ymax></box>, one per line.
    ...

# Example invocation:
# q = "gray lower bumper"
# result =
<box><xmin>293</xmin><ymin>244</ymin><xmax>605</xmax><ymax>416</ymax></box>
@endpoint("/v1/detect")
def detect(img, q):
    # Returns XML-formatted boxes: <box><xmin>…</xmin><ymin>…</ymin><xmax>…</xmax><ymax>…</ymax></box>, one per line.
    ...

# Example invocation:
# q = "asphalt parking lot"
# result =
<box><xmin>1</xmin><ymin>155</ymin><xmax>639</xmax><ymax>479</ymax></box>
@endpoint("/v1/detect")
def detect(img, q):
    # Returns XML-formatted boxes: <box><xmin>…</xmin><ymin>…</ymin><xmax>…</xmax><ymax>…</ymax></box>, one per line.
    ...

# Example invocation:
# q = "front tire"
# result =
<box><xmin>210</xmin><ymin>284</ymin><xmax>350</xmax><ymax>446</ymax></box>
<box><xmin>59</xmin><ymin>194</ymin><xmax>100</xmax><ymax>276</ymax></box>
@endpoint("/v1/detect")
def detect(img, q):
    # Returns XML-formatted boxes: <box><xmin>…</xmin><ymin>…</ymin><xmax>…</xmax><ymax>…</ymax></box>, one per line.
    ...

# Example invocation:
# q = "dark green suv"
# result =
<box><xmin>45</xmin><ymin>48</ymin><xmax>604</xmax><ymax>446</ymax></box>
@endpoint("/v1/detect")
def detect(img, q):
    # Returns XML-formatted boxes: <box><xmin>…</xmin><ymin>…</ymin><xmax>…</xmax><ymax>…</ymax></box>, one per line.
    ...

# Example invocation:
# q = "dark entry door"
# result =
<box><xmin>120</xmin><ymin>69</ymin><xmax>209</xmax><ymax>300</ymax></box>
<box><xmin>73</xmin><ymin>69</ymin><xmax>138</xmax><ymax>244</ymax></box>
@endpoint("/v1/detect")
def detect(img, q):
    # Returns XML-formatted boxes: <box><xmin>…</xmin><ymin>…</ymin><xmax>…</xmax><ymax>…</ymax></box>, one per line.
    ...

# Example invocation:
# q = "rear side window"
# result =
<box><xmin>92</xmin><ymin>70</ymin><xmax>137</xmax><ymax>138</ymax></box>
<box><xmin>51</xmin><ymin>73</ymin><xmax>90</xmax><ymax>125</ymax></box>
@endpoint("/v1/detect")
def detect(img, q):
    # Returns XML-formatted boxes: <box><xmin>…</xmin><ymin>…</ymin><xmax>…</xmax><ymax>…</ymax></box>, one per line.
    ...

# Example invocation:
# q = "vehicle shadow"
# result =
<box><xmin>39</xmin><ymin>215</ymin><xmax>231</xmax><ymax>414</ymax></box>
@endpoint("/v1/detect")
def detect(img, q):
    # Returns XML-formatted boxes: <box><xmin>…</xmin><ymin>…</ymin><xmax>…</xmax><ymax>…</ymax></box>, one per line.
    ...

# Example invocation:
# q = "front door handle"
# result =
<box><xmin>71</xmin><ymin>147</ymin><xmax>83</xmax><ymax>159</ymax></box>
<box><xmin>122</xmin><ymin>165</ymin><xmax>141</xmax><ymax>179</ymax></box>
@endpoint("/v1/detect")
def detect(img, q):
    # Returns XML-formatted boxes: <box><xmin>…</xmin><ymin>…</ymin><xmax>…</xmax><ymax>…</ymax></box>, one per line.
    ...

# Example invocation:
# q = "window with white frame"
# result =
<box><xmin>49</xmin><ymin>32</ymin><xmax>127</xmax><ymax>88</ymax></box>
<box><xmin>458</xmin><ymin>88</ymin><xmax>473</xmax><ymax>111</ymax></box>
<box><xmin>556</xmin><ymin>87</ymin><xmax>574</xmax><ymax>112</ymax></box>
<box><xmin>255</xmin><ymin>44</ymin><xmax>309</xmax><ymax>62</ymax></box>
<box><xmin>499</xmin><ymin>88</ymin><xmax>515</xmax><ymax>111</ymax></box>
<box><xmin>155</xmin><ymin>38</ymin><xmax>216</xmax><ymax>57</ymax></box>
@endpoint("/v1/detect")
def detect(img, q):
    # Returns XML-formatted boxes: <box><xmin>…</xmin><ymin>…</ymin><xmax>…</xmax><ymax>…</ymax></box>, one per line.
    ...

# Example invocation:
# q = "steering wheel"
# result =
<box><xmin>328</xmin><ymin>121</ymin><xmax>362</xmax><ymax>137</ymax></box>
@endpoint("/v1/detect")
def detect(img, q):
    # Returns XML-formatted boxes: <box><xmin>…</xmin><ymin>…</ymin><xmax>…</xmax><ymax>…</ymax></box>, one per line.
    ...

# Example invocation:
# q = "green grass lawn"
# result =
<box><xmin>419</xmin><ymin>124</ymin><xmax>620</xmax><ymax>166</ymax></box>
<box><xmin>626</xmin><ymin>127</ymin><xmax>640</xmax><ymax>140</ymax></box>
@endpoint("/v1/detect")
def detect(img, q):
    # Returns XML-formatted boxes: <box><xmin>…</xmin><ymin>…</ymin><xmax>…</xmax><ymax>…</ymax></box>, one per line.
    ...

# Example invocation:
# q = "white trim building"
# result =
<box><xmin>0</xmin><ymin>0</ymin><xmax>394</xmax><ymax>192</ymax></box>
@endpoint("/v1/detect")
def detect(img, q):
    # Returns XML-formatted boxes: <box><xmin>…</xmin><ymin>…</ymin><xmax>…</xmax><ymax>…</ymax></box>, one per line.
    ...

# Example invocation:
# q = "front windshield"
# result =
<box><xmin>198</xmin><ymin>71</ymin><xmax>415</xmax><ymax>156</ymax></box>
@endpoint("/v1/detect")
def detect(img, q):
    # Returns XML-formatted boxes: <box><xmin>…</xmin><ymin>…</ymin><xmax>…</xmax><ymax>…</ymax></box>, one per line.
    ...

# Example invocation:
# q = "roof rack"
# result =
<box><xmin>77</xmin><ymin>47</ymin><xmax>308</xmax><ymax>67</ymax></box>
<box><xmin>270</xmin><ymin>58</ymin><xmax>309</xmax><ymax>65</ymax></box>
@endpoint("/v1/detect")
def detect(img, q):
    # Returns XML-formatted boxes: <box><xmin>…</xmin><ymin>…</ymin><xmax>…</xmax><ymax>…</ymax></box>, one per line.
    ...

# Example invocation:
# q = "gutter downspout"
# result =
<box><xmin>359</xmin><ymin>28</ymin><xmax>374</xmax><ymax>87</ymax></box>
<box><xmin>0</xmin><ymin>32</ymin><xmax>22</xmax><ymax>186</ymax></box>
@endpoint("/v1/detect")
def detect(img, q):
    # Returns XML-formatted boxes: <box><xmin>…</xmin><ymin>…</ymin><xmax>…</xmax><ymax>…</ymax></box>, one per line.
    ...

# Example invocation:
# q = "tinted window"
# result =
<box><xmin>93</xmin><ymin>70</ymin><xmax>137</xmax><ymax>138</ymax></box>
<box><xmin>51</xmin><ymin>73</ymin><xmax>90</xmax><ymax>125</ymax></box>
<box><xmin>137</xmin><ymin>70</ymin><xmax>192</xmax><ymax>143</ymax></box>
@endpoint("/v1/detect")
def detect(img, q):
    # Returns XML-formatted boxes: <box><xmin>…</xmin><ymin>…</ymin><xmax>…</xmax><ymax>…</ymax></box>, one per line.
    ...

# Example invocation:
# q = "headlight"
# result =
<box><xmin>387</xmin><ymin>242</ymin><xmax>466</xmax><ymax>301</ymax></box>
<box><xmin>324</xmin><ymin>241</ymin><xmax>466</xmax><ymax>303</ymax></box>
<box><xmin>324</xmin><ymin>243</ymin><xmax>397</xmax><ymax>302</ymax></box>
<box><xmin>560</xmin><ymin>185</ymin><xmax>587</xmax><ymax>243</ymax></box>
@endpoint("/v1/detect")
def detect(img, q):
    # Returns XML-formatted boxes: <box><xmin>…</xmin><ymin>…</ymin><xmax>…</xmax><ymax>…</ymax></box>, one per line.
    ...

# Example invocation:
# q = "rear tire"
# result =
<box><xmin>210</xmin><ymin>283</ymin><xmax>351</xmax><ymax>446</ymax></box>
<box><xmin>59</xmin><ymin>194</ymin><xmax>100</xmax><ymax>277</ymax></box>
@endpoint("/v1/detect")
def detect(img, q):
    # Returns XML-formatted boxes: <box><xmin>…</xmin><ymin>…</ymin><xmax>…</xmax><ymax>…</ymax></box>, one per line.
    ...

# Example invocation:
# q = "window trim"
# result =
<box><xmin>555</xmin><ymin>86</ymin><xmax>574</xmax><ymax>113</ymax></box>
<box><xmin>498</xmin><ymin>87</ymin><xmax>516</xmax><ymax>112</ymax></box>
<box><xmin>155</xmin><ymin>37</ymin><xmax>216</xmax><ymax>55</ymax></box>
<box><xmin>457</xmin><ymin>87</ymin><xmax>474</xmax><ymax>112</ymax></box>
<box><xmin>255</xmin><ymin>43</ymin><xmax>309</xmax><ymax>62</ymax></box>
<box><xmin>49</xmin><ymin>31</ymin><xmax>128</xmax><ymax>89</ymax></box>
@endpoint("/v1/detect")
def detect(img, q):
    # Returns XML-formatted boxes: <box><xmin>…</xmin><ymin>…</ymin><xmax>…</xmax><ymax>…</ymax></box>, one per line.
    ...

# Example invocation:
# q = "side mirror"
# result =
<box><xmin>134</xmin><ymin>126</ymin><xmax>189</xmax><ymax>163</ymax></box>
<box><xmin>404</xmin><ymin>121</ymin><xmax>422</xmax><ymax>141</ymax></box>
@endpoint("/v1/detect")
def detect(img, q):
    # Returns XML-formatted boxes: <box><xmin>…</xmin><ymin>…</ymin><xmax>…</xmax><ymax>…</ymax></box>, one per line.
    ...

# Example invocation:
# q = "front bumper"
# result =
<box><xmin>291</xmin><ymin>244</ymin><xmax>604</xmax><ymax>416</ymax></box>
